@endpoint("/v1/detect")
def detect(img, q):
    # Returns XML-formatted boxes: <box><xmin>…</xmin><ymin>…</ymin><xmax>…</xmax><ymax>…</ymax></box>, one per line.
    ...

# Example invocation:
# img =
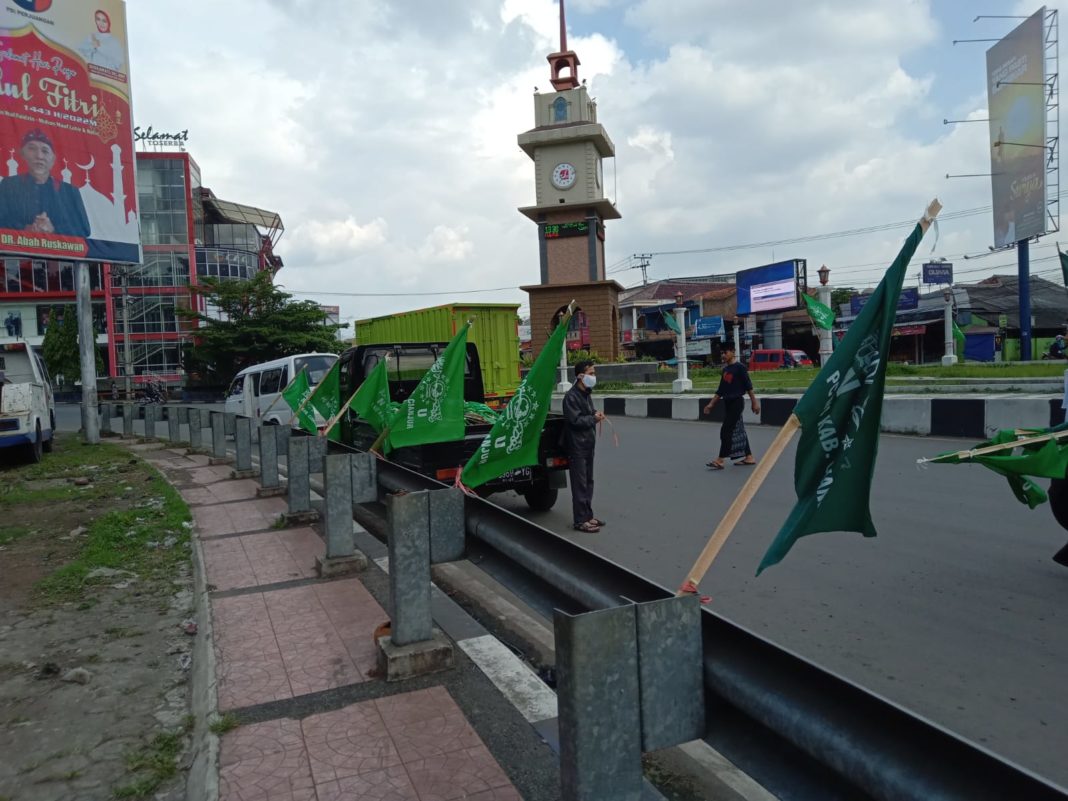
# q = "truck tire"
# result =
<box><xmin>42</xmin><ymin>412</ymin><xmax>55</xmax><ymax>453</ymax></box>
<box><xmin>524</xmin><ymin>481</ymin><xmax>558</xmax><ymax>511</ymax></box>
<box><xmin>26</xmin><ymin>421</ymin><xmax>43</xmax><ymax>464</ymax></box>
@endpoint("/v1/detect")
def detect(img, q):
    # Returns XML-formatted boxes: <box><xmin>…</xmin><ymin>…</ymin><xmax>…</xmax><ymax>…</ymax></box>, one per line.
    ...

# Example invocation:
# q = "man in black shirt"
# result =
<box><xmin>703</xmin><ymin>345</ymin><xmax>760</xmax><ymax>469</ymax></box>
<box><xmin>563</xmin><ymin>359</ymin><xmax>605</xmax><ymax>532</ymax></box>
<box><xmin>0</xmin><ymin>129</ymin><xmax>91</xmax><ymax>239</ymax></box>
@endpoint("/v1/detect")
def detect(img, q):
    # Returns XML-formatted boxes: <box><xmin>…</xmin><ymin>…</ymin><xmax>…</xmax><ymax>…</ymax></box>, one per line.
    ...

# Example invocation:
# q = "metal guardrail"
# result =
<box><xmin>331</xmin><ymin>439</ymin><xmax>1068</xmax><ymax>801</ymax></box>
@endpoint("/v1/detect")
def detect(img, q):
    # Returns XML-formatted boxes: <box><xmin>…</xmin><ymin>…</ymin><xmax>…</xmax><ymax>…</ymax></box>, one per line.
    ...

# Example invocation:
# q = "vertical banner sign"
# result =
<box><xmin>987</xmin><ymin>8</ymin><xmax>1047</xmax><ymax>248</ymax></box>
<box><xmin>0</xmin><ymin>1</ymin><xmax>140</xmax><ymax>264</ymax></box>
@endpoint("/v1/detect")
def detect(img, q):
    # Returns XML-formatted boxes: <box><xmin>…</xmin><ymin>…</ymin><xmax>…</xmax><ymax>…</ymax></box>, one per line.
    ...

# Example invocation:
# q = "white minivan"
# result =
<box><xmin>0</xmin><ymin>343</ymin><xmax>55</xmax><ymax>462</ymax></box>
<box><xmin>224</xmin><ymin>353</ymin><xmax>338</xmax><ymax>426</ymax></box>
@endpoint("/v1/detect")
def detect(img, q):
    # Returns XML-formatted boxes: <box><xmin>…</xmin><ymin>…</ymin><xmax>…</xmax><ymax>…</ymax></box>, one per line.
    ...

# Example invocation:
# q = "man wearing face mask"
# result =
<box><xmin>563</xmin><ymin>360</ymin><xmax>605</xmax><ymax>533</ymax></box>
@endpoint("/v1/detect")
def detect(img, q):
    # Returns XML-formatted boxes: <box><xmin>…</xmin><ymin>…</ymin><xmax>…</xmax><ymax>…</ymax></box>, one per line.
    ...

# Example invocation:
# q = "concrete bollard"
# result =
<box><xmin>122</xmin><ymin>403</ymin><xmax>134</xmax><ymax>437</ymax></box>
<box><xmin>351</xmin><ymin>452</ymin><xmax>378</xmax><ymax>504</ymax></box>
<box><xmin>274</xmin><ymin>423</ymin><xmax>290</xmax><ymax>457</ymax></box>
<box><xmin>100</xmin><ymin>403</ymin><xmax>113</xmax><ymax>435</ymax></box>
<box><xmin>233</xmin><ymin>417</ymin><xmax>254</xmax><ymax>476</ymax></box>
<box><xmin>210</xmin><ymin>412</ymin><xmax>230</xmax><ymax>464</ymax></box>
<box><xmin>315</xmin><ymin>453</ymin><xmax>367</xmax><ymax>577</ymax></box>
<box><xmin>284</xmin><ymin>436</ymin><xmax>316</xmax><ymax>523</ymax></box>
<box><xmin>257</xmin><ymin>425</ymin><xmax>283</xmax><ymax>497</ymax></box>
<box><xmin>309</xmin><ymin>435</ymin><xmax>327</xmax><ymax>474</ymax></box>
<box><xmin>167</xmin><ymin>406</ymin><xmax>181</xmax><ymax>443</ymax></box>
<box><xmin>224</xmin><ymin>412</ymin><xmax>236</xmax><ymax>437</ymax></box>
<box><xmin>377</xmin><ymin>490</ymin><xmax>453</xmax><ymax>681</ymax></box>
<box><xmin>429</xmin><ymin>488</ymin><xmax>465</xmax><ymax>563</ymax></box>
<box><xmin>144</xmin><ymin>404</ymin><xmax>157</xmax><ymax>439</ymax></box>
<box><xmin>177</xmin><ymin>406</ymin><xmax>190</xmax><ymax>426</ymax></box>
<box><xmin>188</xmin><ymin>408</ymin><xmax>203</xmax><ymax>450</ymax></box>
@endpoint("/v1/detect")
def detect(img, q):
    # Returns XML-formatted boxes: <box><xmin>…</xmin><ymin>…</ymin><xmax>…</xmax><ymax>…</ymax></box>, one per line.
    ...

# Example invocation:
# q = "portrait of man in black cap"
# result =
<box><xmin>0</xmin><ymin>128</ymin><xmax>91</xmax><ymax>238</ymax></box>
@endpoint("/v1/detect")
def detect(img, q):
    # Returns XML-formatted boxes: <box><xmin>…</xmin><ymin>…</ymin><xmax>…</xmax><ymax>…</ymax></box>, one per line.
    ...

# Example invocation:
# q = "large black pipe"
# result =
<box><xmin>363</xmin><ymin>448</ymin><xmax>1067</xmax><ymax>800</ymax></box>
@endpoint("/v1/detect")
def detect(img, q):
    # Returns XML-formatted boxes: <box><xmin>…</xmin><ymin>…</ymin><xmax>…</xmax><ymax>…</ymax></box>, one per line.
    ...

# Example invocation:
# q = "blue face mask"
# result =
<box><xmin>581</xmin><ymin>374</ymin><xmax>597</xmax><ymax>389</ymax></box>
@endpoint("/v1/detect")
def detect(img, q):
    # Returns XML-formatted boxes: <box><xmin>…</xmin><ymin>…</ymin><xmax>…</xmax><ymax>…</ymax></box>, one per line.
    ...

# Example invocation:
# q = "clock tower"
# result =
<box><xmin>519</xmin><ymin>0</ymin><xmax>623</xmax><ymax>361</ymax></box>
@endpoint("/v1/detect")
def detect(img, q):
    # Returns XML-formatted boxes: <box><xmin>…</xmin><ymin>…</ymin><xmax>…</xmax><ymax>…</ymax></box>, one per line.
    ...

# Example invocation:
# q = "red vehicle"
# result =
<box><xmin>749</xmin><ymin>349</ymin><xmax>813</xmax><ymax>370</ymax></box>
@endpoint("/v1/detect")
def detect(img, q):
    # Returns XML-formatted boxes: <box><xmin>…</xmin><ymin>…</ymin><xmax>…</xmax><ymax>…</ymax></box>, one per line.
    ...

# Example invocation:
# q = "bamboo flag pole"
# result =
<box><xmin>679</xmin><ymin>415</ymin><xmax>801</xmax><ymax>595</ymax></box>
<box><xmin>918</xmin><ymin>427</ymin><xmax>1068</xmax><ymax>464</ymax></box>
<box><xmin>290</xmin><ymin>366</ymin><xmax>329</xmax><ymax>425</ymax></box>
<box><xmin>322</xmin><ymin>354</ymin><xmax>393</xmax><ymax>439</ymax></box>
<box><xmin>262</xmin><ymin>364</ymin><xmax>307</xmax><ymax>420</ymax></box>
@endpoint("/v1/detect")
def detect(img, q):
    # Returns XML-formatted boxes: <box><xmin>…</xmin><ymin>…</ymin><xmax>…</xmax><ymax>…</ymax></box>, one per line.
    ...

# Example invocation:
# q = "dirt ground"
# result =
<box><xmin>0</xmin><ymin>437</ymin><xmax>195</xmax><ymax>801</ymax></box>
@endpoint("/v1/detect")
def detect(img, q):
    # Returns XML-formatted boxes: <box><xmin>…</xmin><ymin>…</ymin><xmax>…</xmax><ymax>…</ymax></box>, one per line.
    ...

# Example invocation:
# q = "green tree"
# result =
<box><xmin>41</xmin><ymin>305</ymin><xmax>103</xmax><ymax>387</ymax></box>
<box><xmin>831</xmin><ymin>287</ymin><xmax>856</xmax><ymax>309</ymax></box>
<box><xmin>183</xmin><ymin>272</ymin><xmax>347</xmax><ymax>386</ymax></box>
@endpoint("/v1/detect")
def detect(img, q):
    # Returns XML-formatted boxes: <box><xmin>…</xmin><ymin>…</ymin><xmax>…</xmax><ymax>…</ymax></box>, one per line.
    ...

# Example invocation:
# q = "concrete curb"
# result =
<box><xmin>553</xmin><ymin>393</ymin><xmax>1067</xmax><ymax>438</ymax></box>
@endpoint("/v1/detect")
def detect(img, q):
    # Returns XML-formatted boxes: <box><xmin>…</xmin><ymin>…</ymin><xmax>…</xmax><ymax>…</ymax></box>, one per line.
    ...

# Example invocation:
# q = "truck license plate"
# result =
<box><xmin>500</xmin><ymin>467</ymin><xmax>532</xmax><ymax>481</ymax></box>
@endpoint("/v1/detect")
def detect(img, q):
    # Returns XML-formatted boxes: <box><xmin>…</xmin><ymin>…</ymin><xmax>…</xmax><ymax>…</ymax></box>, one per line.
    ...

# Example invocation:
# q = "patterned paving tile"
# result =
<box><xmin>387</xmin><ymin>712</ymin><xmax>483</xmax><ymax>763</ymax></box>
<box><xmin>463</xmin><ymin>787</ymin><xmax>524</xmax><ymax>801</ymax></box>
<box><xmin>220</xmin><ymin>718</ymin><xmax>305</xmax><ymax>768</ymax></box>
<box><xmin>404</xmin><ymin>745</ymin><xmax>512</xmax><ymax>801</ymax></box>
<box><xmin>302</xmin><ymin>702</ymin><xmax>399</xmax><ymax>783</ymax></box>
<box><xmin>374</xmin><ymin>687</ymin><xmax>458</xmax><ymax>728</ymax></box>
<box><xmin>314</xmin><ymin>765</ymin><xmax>421</xmax><ymax>801</ymax></box>
<box><xmin>216</xmin><ymin>654</ymin><xmax>292</xmax><ymax>711</ymax></box>
<box><xmin>219</xmin><ymin>739</ymin><xmax>316</xmax><ymax>801</ymax></box>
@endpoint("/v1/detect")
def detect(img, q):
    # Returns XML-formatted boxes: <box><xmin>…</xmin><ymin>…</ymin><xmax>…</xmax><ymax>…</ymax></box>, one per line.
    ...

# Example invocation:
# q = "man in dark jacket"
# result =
<box><xmin>563</xmin><ymin>359</ymin><xmax>605</xmax><ymax>533</ymax></box>
<box><xmin>0</xmin><ymin>129</ymin><xmax>91</xmax><ymax>238</ymax></box>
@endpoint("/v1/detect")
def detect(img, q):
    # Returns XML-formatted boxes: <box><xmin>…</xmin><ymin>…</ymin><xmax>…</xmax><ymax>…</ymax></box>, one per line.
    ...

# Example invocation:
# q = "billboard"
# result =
<box><xmin>922</xmin><ymin>262</ymin><xmax>953</xmax><ymax>284</ymax></box>
<box><xmin>0</xmin><ymin>1</ymin><xmax>139</xmax><ymax>264</ymax></box>
<box><xmin>987</xmin><ymin>8</ymin><xmax>1047</xmax><ymax>247</ymax></box>
<box><xmin>850</xmin><ymin>287</ymin><xmax>918</xmax><ymax>316</ymax></box>
<box><xmin>735</xmin><ymin>259</ymin><xmax>806</xmax><ymax>315</ymax></box>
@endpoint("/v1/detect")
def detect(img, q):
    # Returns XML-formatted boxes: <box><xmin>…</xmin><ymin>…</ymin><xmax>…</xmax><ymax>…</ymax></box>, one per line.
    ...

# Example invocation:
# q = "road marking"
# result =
<box><xmin>458</xmin><ymin>634</ymin><xmax>557</xmax><ymax>724</ymax></box>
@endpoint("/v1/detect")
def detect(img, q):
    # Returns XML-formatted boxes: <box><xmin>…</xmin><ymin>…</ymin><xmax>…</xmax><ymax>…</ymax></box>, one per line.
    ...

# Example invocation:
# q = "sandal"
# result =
<box><xmin>706</xmin><ymin>461</ymin><xmax>725</xmax><ymax>470</ymax></box>
<box><xmin>574</xmin><ymin>521</ymin><xmax>601</xmax><ymax>533</ymax></box>
<box><xmin>591</xmin><ymin>518</ymin><xmax>606</xmax><ymax>527</ymax></box>
<box><xmin>734</xmin><ymin>459</ymin><xmax>757</xmax><ymax>466</ymax></box>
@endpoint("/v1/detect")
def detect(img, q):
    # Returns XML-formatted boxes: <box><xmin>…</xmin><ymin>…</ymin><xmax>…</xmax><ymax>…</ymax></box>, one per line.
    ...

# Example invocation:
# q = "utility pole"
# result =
<box><xmin>114</xmin><ymin>265</ymin><xmax>134</xmax><ymax>399</ymax></box>
<box><xmin>75</xmin><ymin>262</ymin><xmax>99</xmax><ymax>443</ymax></box>
<box><xmin>637</xmin><ymin>254</ymin><xmax>651</xmax><ymax>285</ymax></box>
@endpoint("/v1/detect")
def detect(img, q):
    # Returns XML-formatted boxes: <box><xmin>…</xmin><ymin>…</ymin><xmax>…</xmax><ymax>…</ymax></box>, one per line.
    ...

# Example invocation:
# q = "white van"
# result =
<box><xmin>224</xmin><ymin>353</ymin><xmax>338</xmax><ymax>426</ymax></box>
<box><xmin>0</xmin><ymin>343</ymin><xmax>55</xmax><ymax>462</ymax></box>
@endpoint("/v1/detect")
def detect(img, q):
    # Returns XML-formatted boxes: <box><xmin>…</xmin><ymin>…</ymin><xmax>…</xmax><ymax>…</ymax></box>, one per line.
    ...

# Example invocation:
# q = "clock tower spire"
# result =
<box><xmin>518</xmin><ymin>1</ymin><xmax>623</xmax><ymax>361</ymax></box>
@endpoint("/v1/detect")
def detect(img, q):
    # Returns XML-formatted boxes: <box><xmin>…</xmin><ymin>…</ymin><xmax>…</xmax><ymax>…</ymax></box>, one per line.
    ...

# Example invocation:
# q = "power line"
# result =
<box><xmin>288</xmin><ymin>286</ymin><xmax>521</xmax><ymax>298</ymax></box>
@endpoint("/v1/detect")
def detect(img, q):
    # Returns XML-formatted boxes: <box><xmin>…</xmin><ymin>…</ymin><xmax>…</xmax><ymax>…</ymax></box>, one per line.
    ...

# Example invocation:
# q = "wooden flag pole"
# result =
<box><xmin>919</xmin><ymin>427</ymin><xmax>1068</xmax><ymax>464</ymax></box>
<box><xmin>291</xmin><ymin>371</ymin><xmax>327</xmax><ymax>424</ymax></box>
<box><xmin>262</xmin><ymin>364</ymin><xmax>308</xmax><ymax>420</ymax></box>
<box><xmin>322</xmin><ymin>385</ymin><xmax>360</xmax><ymax>439</ymax></box>
<box><xmin>679</xmin><ymin>414</ymin><xmax>801</xmax><ymax>594</ymax></box>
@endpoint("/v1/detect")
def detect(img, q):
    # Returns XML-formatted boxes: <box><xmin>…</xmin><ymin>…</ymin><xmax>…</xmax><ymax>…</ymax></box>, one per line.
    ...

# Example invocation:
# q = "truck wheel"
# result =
<box><xmin>26</xmin><ymin>421</ymin><xmax>43</xmax><ymax>464</ymax></box>
<box><xmin>524</xmin><ymin>482</ymin><xmax>558</xmax><ymax>511</ymax></box>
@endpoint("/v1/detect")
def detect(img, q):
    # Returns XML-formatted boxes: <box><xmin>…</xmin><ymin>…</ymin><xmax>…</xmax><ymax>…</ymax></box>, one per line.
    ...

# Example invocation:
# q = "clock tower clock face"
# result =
<box><xmin>551</xmin><ymin>162</ymin><xmax>577</xmax><ymax>190</ymax></box>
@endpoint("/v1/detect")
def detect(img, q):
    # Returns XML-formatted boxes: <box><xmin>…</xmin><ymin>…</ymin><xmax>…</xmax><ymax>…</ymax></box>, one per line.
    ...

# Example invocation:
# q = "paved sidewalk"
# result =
<box><xmin>142</xmin><ymin>445</ymin><xmax>541</xmax><ymax>801</ymax></box>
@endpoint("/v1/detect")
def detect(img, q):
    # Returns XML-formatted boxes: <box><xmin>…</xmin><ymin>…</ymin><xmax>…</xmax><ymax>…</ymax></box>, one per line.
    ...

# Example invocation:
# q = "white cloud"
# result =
<box><xmin>124</xmin><ymin>0</ymin><xmax>1047</xmax><ymax>326</ymax></box>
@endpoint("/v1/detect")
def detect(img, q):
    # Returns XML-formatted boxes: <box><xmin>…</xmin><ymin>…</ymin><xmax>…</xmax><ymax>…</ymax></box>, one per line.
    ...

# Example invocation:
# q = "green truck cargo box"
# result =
<box><xmin>354</xmin><ymin>303</ymin><xmax>521</xmax><ymax>405</ymax></box>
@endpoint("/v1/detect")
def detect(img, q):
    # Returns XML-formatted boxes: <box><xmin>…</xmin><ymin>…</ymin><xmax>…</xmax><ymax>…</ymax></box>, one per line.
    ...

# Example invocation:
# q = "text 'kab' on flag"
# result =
<box><xmin>462</xmin><ymin>315</ymin><xmax>569</xmax><ymax>488</ymax></box>
<box><xmin>757</xmin><ymin>210</ymin><xmax>936</xmax><ymax>575</ymax></box>
<box><xmin>387</xmin><ymin>321</ymin><xmax>471</xmax><ymax>451</ymax></box>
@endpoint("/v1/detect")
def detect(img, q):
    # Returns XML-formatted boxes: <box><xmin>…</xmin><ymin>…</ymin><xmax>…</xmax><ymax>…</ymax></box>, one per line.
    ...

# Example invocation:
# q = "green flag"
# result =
<box><xmin>387</xmin><ymin>321</ymin><xmax>471</xmax><ymax>450</ymax></box>
<box><xmin>282</xmin><ymin>368</ymin><xmax>317</xmax><ymax>435</ymax></box>
<box><xmin>351</xmin><ymin>358</ymin><xmax>394</xmax><ymax>433</ymax></box>
<box><xmin>1060</xmin><ymin>247</ymin><xmax>1068</xmax><ymax>288</ymax></box>
<box><xmin>310</xmin><ymin>360</ymin><xmax>342</xmax><ymax>441</ymax></box>
<box><xmin>757</xmin><ymin>222</ymin><xmax>929</xmax><ymax>574</ymax></box>
<box><xmin>929</xmin><ymin>426</ymin><xmax>1068</xmax><ymax>509</ymax></box>
<box><xmin>462</xmin><ymin>317</ymin><xmax>568</xmax><ymax>488</ymax></box>
<box><xmin>802</xmin><ymin>292</ymin><xmax>835</xmax><ymax>330</ymax></box>
<box><xmin>662</xmin><ymin>309</ymin><xmax>682</xmax><ymax>335</ymax></box>
<box><xmin>952</xmin><ymin>320</ymin><xmax>966</xmax><ymax>362</ymax></box>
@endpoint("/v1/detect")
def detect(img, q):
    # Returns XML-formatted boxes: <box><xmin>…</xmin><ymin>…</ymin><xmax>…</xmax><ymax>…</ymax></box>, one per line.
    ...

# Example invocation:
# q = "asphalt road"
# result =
<box><xmin>489</xmin><ymin>416</ymin><xmax>1068</xmax><ymax>789</ymax></box>
<box><xmin>54</xmin><ymin>404</ymin><xmax>1068</xmax><ymax>787</ymax></box>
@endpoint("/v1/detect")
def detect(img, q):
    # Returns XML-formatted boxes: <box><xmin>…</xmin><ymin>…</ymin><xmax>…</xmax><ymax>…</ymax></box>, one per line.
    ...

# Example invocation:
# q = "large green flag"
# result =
<box><xmin>386</xmin><ymin>321</ymin><xmax>471</xmax><ymax>450</ymax></box>
<box><xmin>282</xmin><ymin>368</ymin><xmax>317</xmax><ymax>435</ymax></box>
<box><xmin>928</xmin><ymin>425</ymin><xmax>1068</xmax><ymax>509</ymax></box>
<box><xmin>462</xmin><ymin>317</ymin><xmax>568</xmax><ymax>488</ymax></box>
<box><xmin>952</xmin><ymin>319</ymin><xmax>966</xmax><ymax>362</ymax></box>
<box><xmin>310</xmin><ymin>360</ymin><xmax>341</xmax><ymax>441</ymax></box>
<box><xmin>1060</xmin><ymin>247</ymin><xmax>1068</xmax><ymax>288</ymax></box>
<box><xmin>802</xmin><ymin>292</ymin><xmax>835</xmax><ymax>330</ymax></box>
<box><xmin>757</xmin><ymin>222</ymin><xmax>929</xmax><ymax>574</ymax></box>
<box><xmin>351</xmin><ymin>357</ymin><xmax>394</xmax><ymax>433</ymax></box>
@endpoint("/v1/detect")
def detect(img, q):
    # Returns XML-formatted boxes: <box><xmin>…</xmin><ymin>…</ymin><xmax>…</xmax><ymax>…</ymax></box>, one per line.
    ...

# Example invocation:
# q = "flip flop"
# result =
<box><xmin>706</xmin><ymin>461</ymin><xmax>725</xmax><ymax>470</ymax></box>
<box><xmin>734</xmin><ymin>460</ymin><xmax>757</xmax><ymax>466</ymax></box>
<box><xmin>591</xmin><ymin>518</ymin><xmax>607</xmax><ymax>527</ymax></box>
<box><xmin>574</xmin><ymin>521</ymin><xmax>601</xmax><ymax>533</ymax></box>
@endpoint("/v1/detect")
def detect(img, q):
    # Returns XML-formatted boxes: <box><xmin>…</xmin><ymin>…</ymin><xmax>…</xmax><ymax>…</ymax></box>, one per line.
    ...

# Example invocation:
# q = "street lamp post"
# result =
<box><xmin>942</xmin><ymin>287</ymin><xmax>958</xmax><ymax>367</ymax></box>
<box><xmin>817</xmin><ymin>264</ymin><xmax>833</xmax><ymax>365</ymax></box>
<box><xmin>672</xmin><ymin>291</ymin><xmax>692</xmax><ymax>393</ymax></box>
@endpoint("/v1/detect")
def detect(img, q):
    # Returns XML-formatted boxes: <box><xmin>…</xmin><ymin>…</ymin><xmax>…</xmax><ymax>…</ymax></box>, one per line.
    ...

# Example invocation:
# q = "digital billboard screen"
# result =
<box><xmin>987</xmin><ymin>7</ymin><xmax>1047</xmax><ymax>247</ymax></box>
<box><xmin>735</xmin><ymin>259</ymin><xmax>805</xmax><ymax>315</ymax></box>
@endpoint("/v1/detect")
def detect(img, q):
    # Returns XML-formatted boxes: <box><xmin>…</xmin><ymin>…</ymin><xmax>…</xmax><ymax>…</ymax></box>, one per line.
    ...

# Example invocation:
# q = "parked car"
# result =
<box><xmin>749</xmin><ymin>349</ymin><xmax>814</xmax><ymax>370</ymax></box>
<box><xmin>0</xmin><ymin>343</ymin><xmax>55</xmax><ymax>462</ymax></box>
<box><xmin>224</xmin><ymin>353</ymin><xmax>338</xmax><ymax>426</ymax></box>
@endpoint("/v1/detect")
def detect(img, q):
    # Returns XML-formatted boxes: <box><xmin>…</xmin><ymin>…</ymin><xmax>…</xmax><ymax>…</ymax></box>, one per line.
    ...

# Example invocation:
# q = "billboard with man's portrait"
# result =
<box><xmin>0</xmin><ymin>1</ymin><xmax>139</xmax><ymax>264</ymax></box>
<box><xmin>987</xmin><ymin>8</ymin><xmax>1048</xmax><ymax>248</ymax></box>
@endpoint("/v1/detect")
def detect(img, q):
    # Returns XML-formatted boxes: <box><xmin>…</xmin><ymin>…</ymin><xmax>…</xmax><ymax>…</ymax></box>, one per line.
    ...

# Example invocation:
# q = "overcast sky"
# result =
<box><xmin>127</xmin><ymin>0</ymin><xmax>1061</xmax><ymax>327</ymax></box>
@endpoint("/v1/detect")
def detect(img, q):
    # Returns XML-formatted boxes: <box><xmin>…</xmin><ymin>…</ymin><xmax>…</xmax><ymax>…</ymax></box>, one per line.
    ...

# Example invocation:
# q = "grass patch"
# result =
<box><xmin>209</xmin><ymin>712</ymin><xmax>240</xmax><ymax>735</ymax></box>
<box><xmin>114</xmin><ymin>728</ymin><xmax>186</xmax><ymax>800</ymax></box>
<box><xmin>0</xmin><ymin>525</ymin><xmax>32</xmax><ymax>546</ymax></box>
